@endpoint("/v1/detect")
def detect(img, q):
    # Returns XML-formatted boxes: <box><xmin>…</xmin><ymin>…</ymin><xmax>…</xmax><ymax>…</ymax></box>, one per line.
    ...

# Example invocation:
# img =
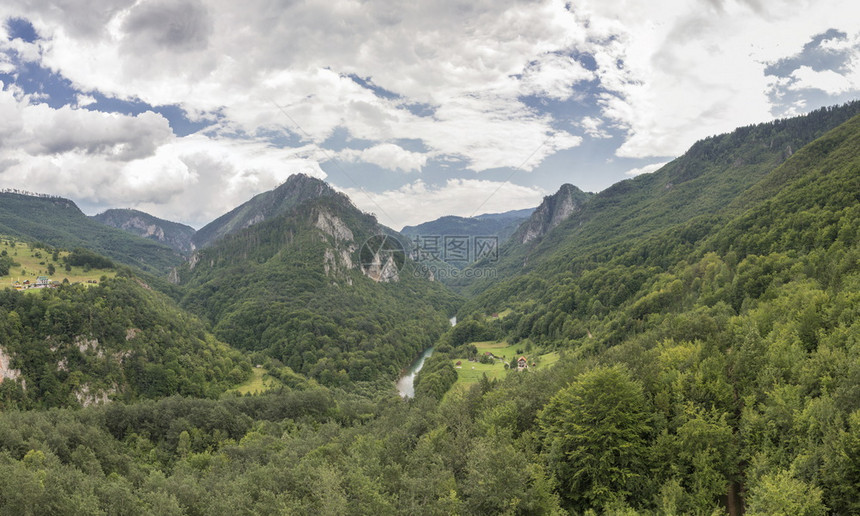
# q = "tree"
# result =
<box><xmin>538</xmin><ymin>365</ymin><xmax>652</xmax><ymax>511</ymax></box>
<box><xmin>746</xmin><ymin>470</ymin><xmax>826</xmax><ymax>516</ymax></box>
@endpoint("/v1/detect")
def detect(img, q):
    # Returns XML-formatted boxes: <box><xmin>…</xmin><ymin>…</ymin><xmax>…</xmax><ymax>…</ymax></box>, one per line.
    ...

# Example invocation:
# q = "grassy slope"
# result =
<box><xmin>449</xmin><ymin>340</ymin><xmax>560</xmax><ymax>388</ymax></box>
<box><xmin>0</xmin><ymin>193</ymin><xmax>182</xmax><ymax>274</ymax></box>
<box><xmin>0</xmin><ymin>239</ymin><xmax>115</xmax><ymax>287</ymax></box>
<box><xmin>229</xmin><ymin>367</ymin><xmax>284</xmax><ymax>395</ymax></box>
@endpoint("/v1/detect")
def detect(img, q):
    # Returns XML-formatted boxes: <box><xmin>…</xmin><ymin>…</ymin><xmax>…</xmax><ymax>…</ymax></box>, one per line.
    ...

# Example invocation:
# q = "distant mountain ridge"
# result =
<box><xmin>92</xmin><ymin>209</ymin><xmax>196</xmax><ymax>255</ymax></box>
<box><xmin>192</xmin><ymin>174</ymin><xmax>341</xmax><ymax>248</ymax></box>
<box><xmin>0</xmin><ymin>192</ymin><xmax>183</xmax><ymax>274</ymax></box>
<box><xmin>401</xmin><ymin>207</ymin><xmax>535</xmax><ymax>244</ymax></box>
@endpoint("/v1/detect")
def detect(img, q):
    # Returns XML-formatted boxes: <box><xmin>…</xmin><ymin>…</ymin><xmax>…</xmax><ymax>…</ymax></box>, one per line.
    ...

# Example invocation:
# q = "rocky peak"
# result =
<box><xmin>193</xmin><ymin>173</ymin><xmax>342</xmax><ymax>249</ymax></box>
<box><xmin>517</xmin><ymin>184</ymin><xmax>591</xmax><ymax>244</ymax></box>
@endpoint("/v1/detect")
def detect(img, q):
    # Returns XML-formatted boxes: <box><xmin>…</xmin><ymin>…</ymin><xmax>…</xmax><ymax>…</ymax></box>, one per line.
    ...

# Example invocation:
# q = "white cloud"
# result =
<box><xmin>5</xmin><ymin>0</ymin><xmax>586</xmax><ymax>174</ymax></box>
<box><xmin>789</xmin><ymin>65</ymin><xmax>857</xmax><ymax>95</ymax></box>
<box><xmin>577</xmin><ymin>0</ymin><xmax>860</xmax><ymax>158</ymax></box>
<box><xmin>0</xmin><ymin>87</ymin><xmax>172</xmax><ymax>161</ymax></box>
<box><xmin>23</xmin><ymin>106</ymin><xmax>172</xmax><ymax>161</ymax></box>
<box><xmin>339</xmin><ymin>143</ymin><xmax>427</xmax><ymax>172</ymax></box>
<box><xmin>519</xmin><ymin>52</ymin><xmax>594</xmax><ymax>100</ymax></box>
<box><xmin>1</xmin><ymin>0</ymin><xmax>858</xmax><ymax>227</ymax></box>
<box><xmin>75</xmin><ymin>94</ymin><xmax>96</xmax><ymax>107</ymax></box>
<box><xmin>0</xmin><ymin>88</ymin><xmax>325</xmax><ymax>226</ymax></box>
<box><xmin>624</xmin><ymin>161</ymin><xmax>668</xmax><ymax>177</ymax></box>
<box><xmin>340</xmin><ymin>179</ymin><xmax>546</xmax><ymax>230</ymax></box>
<box><xmin>580</xmin><ymin>116</ymin><xmax>612</xmax><ymax>139</ymax></box>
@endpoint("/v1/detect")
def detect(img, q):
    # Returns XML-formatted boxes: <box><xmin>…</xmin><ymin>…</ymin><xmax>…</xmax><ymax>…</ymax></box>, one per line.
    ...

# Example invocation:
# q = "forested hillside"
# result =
<box><xmin>0</xmin><ymin>193</ymin><xmax>183</xmax><ymax>274</ymax></box>
<box><xmin>176</xmin><ymin>193</ymin><xmax>459</xmax><ymax>387</ymax></box>
<box><xmin>0</xmin><ymin>274</ymin><xmax>250</xmax><ymax>410</ymax></box>
<box><xmin>464</xmin><ymin>101</ymin><xmax>860</xmax><ymax>297</ymax></box>
<box><xmin>0</xmin><ymin>106</ymin><xmax>856</xmax><ymax>514</ymax></box>
<box><xmin>428</xmin><ymin>106</ymin><xmax>860</xmax><ymax>512</ymax></box>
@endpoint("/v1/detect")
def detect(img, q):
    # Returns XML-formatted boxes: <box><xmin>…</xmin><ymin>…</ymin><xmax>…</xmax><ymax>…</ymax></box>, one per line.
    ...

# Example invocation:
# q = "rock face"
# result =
<box><xmin>515</xmin><ymin>184</ymin><xmax>592</xmax><ymax>244</ymax></box>
<box><xmin>316</xmin><ymin>210</ymin><xmax>354</xmax><ymax>243</ymax></box>
<box><xmin>318</xmin><ymin>210</ymin><xmax>357</xmax><ymax>282</ymax></box>
<box><xmin>74</xmin><ymin>384</ymin><xmax>114</xmax><ymax>407</ymax></box>
<box><xmin>92</xmin><ymin>209</ymin><xmax>196</xmax><ymax>255</ymax></box>
<box><xmin>0</xmin><ymin>347</ymin><xmax>21</xmax><ymax>383</ymax></box>
<box><xmin>315</xmin><ymin>209</ymin><xmax>398</xmax><ymax>283</ymax></box>
<box><xmin>361</xmin><ymin>250</ymin><xmax>400</xmax><ymax>283</ymax></box>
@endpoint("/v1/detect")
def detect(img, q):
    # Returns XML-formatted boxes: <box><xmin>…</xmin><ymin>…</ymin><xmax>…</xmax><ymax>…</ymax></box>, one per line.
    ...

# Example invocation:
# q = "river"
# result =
<box><xmin>395</xmin><ymin>346</ymin><xmax>435</xmax><ymax>398</ymax></box>
<box><xmin>396</xmin><ymin>316</ymin><xmax>456</xmax><ymax>398</ymax></box>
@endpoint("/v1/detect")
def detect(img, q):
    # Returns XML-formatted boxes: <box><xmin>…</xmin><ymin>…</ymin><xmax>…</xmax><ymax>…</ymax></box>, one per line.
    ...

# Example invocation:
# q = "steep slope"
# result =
<box><xmin>463</xmin><ymin>101</ymin><xmax>860</xmax><ymax>296</ymax></box>
<box><xmin>510</xmin><ymin>184</ymin><xmax>592</xmax><ymax>245</ymax></box>
<box><xmin>192</xmin><ymin>173</ymin><xmax>338</xmax><ymax>248</ymax></box>
<box><xmin>175</xmin><ymin>187</ymin><xmax>460</xmax><ymax>386</ymax></box>
<box><xmin>467</xmin><ymin>107</ymin><xmax>860</xmax><ymax>340</ymax></box>
<box><xmin>0</xmin><ymin>275</ymin><xmax>251</xmax><ymax>409</ymax></box>
<box><xmin>421</xmin><ymin>106</ymin><xmax>860</xmax><ymax>514</ymax></box>
<box><xmin>92</xmin><ymin>209</ymin><xmax>196</xmax><ymax>255</ymax></box>
<box><xmin>0</xmin><ymin>192</ymin><xmax>183</xmax><ymax>274</ymax></box>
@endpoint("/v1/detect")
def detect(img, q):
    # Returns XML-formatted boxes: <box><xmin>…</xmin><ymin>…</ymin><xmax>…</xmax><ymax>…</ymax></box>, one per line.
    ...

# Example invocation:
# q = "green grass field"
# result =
<box><xmin>452</xmin><ymin>360</ymin><xmax>508</xmax><ymax>384</ymax></box>
<box><xmin>472</xmin><ymin>340</ymin><xmax>523</xmax><ymax>361</ymax></box>
<box><xmin>450</xmin><ymin>340</ymin><xmax>559</xmax><ymax>390</ymax></box>
<box><xmin>229</xmin><ymin>368</ymin><xmax>283</xmax><ymax>395</ymax></box>
<box><xmin>1</xmin><ymin>239</ymin><xmax>116</xmax><ymax>290</ymax></box>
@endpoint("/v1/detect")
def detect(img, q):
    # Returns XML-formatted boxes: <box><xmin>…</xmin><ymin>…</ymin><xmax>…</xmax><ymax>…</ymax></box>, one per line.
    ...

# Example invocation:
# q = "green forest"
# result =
<box><xmin>0</xmin><ymin>103</ymin><xmax>857</xmax><ymax>514</ymax></box>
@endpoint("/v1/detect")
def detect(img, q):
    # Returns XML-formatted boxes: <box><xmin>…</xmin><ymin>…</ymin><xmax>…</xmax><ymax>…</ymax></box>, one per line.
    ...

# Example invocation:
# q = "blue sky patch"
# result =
<box><xmin>5</xmin><ymin>18</ymin><xmax>38</xmax><ymax>43</ymax></box>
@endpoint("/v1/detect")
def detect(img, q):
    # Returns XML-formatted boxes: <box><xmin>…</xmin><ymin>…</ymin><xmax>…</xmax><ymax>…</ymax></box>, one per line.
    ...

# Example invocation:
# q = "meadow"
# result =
<box><xmin>450</xmin><ymin>339</ymin><xmax>560</xmax><ymax>388</ymax></box>
<box><xmin>0</xmin><ymin>238</ymin><xmax>116</xmax><ymax>289</ymax></box>
<box><xmin>229</xmin><ymin>367</ymin><xmax>284</xmax><ymax>395</ymax></box>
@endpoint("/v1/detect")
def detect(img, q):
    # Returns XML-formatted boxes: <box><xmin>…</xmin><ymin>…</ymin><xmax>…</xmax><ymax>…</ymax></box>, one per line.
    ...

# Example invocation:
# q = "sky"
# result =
<box><xmin>0</xmin><ymin>0</ymin><xmax>858</xmax><ymax>230</ymax></box>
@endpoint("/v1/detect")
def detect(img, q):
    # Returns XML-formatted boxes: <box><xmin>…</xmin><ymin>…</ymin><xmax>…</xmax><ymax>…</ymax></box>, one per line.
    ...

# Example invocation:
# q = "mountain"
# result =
<box><xmin>192</xmin><ymin>173</ymin><xmax>338</xmax><ymax>248</ymax></box>
<box><xmin>399</xmin><ymin>208</ymin><xmax>535</xmax><ymax>278</ymax></box>
<box><xmin>401</xmin><ymin>207</ymin><xmax>535</xmax><ymax>244</ymax></box>
<box><xmin>474</xmin><ymin>207</ymin><xmax>535</xmax><ymax>221</ymax></box>
<box><xmin>0</xmin><ymin>192</ymin><xmax>183</xmax><ymax>274</ymax></box>
<box><xmin>92</xmin><ymin>209</ymin><xmax>196</xmax><ymax>255</ymax></box>
<box><xmin>462</xmin><ymin>101</ymin><xmax>860</xmax><ymax>296</ymax></box>
<box><xmin>462</xmin><ymin>101</ymin><xmax>860</xmax><ymax>339</ymax></box>
<box><xmin>174</xmin><ymin>182</ymin><xmax>460</xmax><ymax>386</ymax></box>
<box><xmin>0</xmin><ymin>105</ymin><xmax>857</xmax><ymax>515</ymax></box>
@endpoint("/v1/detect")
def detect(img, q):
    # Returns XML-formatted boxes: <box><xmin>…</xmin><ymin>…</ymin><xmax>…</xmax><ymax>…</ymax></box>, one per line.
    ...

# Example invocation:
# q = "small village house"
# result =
<box><xmin>517</xmin><ymin>356</ymin><xmax>528</xmax><ymax>371</ymax></box>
